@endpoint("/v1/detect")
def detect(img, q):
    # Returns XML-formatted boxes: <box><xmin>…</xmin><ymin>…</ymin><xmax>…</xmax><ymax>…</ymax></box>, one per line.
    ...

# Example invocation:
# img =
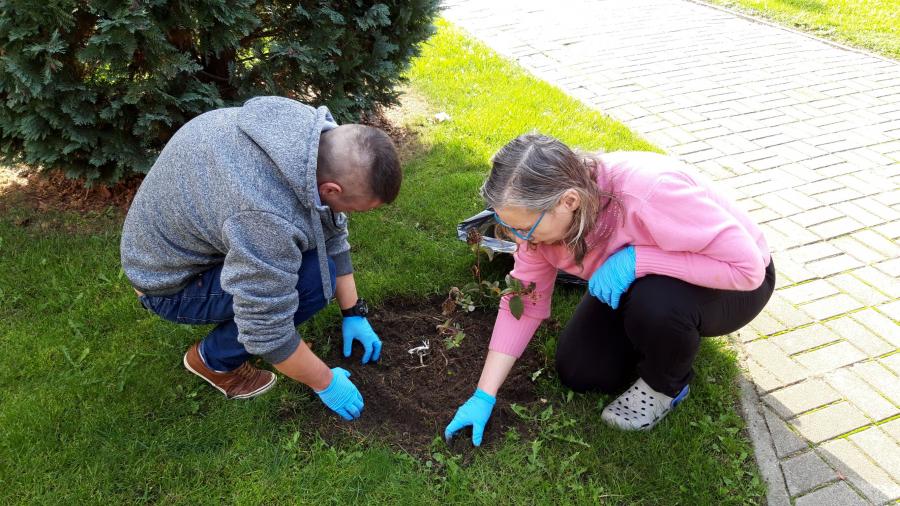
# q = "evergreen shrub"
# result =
<box><xmin>0</xmin><ymin>1</ymin><xmax>439</xmax><ymax>183</ymax></box>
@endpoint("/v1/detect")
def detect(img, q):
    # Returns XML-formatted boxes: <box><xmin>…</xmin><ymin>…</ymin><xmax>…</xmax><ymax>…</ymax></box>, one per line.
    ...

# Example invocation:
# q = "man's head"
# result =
<box><xmin>316</xmin><ymin>124</ymin><xmax>401</xmax><ymax>213</ymax></box>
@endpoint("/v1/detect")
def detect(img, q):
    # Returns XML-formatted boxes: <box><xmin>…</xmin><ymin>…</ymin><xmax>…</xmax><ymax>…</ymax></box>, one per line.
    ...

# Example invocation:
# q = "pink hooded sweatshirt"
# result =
<box><xmin>490</xmin><ymin>151</ymin><xmax>771</xmax><ymax>358</ymax></box>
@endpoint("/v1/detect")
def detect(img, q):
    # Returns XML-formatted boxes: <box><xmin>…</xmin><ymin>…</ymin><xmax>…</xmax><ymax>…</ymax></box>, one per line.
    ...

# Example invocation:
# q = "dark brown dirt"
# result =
<box><xmin>293</xmin><ymin>296</ymin><xmax>548</xmax><ymax>456</ymax></box>
<box><xmin>0</xmin><ymin>167</ymin><xmax>143</xmax><ymax>216</ymax></box>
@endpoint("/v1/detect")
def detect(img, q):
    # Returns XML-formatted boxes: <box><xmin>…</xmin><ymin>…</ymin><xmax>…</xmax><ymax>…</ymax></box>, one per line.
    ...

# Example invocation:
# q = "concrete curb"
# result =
<box><xmin>738</xmin><ymin>369</ymin><xmax>791</xmax><ymax>505</ymax></box>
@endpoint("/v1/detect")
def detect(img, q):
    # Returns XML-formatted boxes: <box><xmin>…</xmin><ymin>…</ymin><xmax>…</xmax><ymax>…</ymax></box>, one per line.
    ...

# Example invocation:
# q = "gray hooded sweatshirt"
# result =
<box><xmin>120</xmin><ymin>96</ymin><xmax>352</xmax><ymax>364</ymax></box>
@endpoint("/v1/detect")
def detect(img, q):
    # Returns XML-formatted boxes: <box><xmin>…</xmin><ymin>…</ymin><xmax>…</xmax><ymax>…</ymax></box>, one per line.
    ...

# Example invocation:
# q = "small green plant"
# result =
<box><xmin>442</xmin><ymin>227</ymin><xmax>536</xmax><ymax>319</ymax></box>
<box><xmin>441</xmin><ymin>285</ymin><xmax>477</xmax><ymax>315</ymax></box>
<box><xmin>436</xmin><ymin>318</ymin><xmax>466</xmax><ymax>350</ymax></box>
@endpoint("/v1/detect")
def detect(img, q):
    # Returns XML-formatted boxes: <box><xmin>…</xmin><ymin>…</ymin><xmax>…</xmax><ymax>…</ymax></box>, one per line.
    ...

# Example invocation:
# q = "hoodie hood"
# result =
<box><xmin>235</xmin><ymin>96</ymin><xmax>342</xmax><ymax>299</ymax></box>
<box><xmin>237</xmin><ymin>96</ymin><xmax>336</xmax><ymax>209</ymax></box>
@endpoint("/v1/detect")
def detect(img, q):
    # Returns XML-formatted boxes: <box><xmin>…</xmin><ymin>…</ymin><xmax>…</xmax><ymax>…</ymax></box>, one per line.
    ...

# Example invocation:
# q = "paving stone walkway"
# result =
<box><xmin>442</xmin><ymin>1</ymin><xmax>900</xmax><ymax>504</ymax></box>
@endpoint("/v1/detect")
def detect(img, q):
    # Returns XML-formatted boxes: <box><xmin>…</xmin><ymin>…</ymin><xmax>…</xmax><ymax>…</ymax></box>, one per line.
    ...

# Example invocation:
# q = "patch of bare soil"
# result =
<box><xmin>0</xmin><ymin>166</ymin><xmax>142</xmax><ymax>216</ymax></box>
<box><xmin>290</xmin><ymin>296</ymin><xmax>548</xmax><ymax>457</ymax></box>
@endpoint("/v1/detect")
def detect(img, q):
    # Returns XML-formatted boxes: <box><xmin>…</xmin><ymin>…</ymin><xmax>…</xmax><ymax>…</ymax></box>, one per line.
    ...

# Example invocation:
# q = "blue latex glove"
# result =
<box><xmin>588</xmin><ymin>245</ymin><xmax>636</xmax><ymax>309</ymax></box>
<box><xmin>444</xmin><ymin>388</ymin><xmax>496</xmax><ymax>446</ymax></box>
<box><xmin>342</xmin><ymin>316</ymin><xmax>382</xmax><ymax>364</ymax></box>
<box><xmin>315</xmin><ymin>367</ymin><xmax>364</xmax><ymax>421</ymax></box>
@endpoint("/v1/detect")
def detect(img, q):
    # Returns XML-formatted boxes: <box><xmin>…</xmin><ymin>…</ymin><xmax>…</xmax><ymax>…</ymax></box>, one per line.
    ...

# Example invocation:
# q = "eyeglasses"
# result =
<box><xmin>492</xmin><ymin>210</ymin><xmax>546</xmax><ymax>241</ymax></box>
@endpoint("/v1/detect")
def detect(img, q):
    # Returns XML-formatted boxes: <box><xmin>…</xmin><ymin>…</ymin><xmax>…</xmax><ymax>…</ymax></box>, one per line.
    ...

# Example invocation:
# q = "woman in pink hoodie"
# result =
<box><xmin>445</xmin><ymin>133</ymin><xmax>775</xmax><ymax>445</ymax></box>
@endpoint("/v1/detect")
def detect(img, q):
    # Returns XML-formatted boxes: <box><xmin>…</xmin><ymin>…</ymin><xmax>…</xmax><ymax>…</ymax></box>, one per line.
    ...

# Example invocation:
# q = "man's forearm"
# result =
<box><xmin>334</xmin><ymin>273</ymin><xmax>359</xmax><ymax>310</ymax></box>
<box><xmin>273</xmin><ymin>340</ymin><xmax>333</xmax><ymax>391</ymax></box>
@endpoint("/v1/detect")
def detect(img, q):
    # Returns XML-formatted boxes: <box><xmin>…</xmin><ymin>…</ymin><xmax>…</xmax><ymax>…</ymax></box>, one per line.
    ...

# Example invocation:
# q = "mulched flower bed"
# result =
<box><xmin>290</xmin><ymin>296</ymin><xmax>548</xmax><ymax>456</ymax></box>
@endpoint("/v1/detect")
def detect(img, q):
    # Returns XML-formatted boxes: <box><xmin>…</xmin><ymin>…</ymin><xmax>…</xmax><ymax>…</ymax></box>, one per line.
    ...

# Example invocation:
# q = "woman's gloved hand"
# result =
<box><xmin>588</xmin><ymin>245</ymin><xmax>636</xmax><ymax>309</ymax></box>
<box><xmin>444</xmin><ymin>388</ymin><xmax>496</xmax><ymax>446</ymax></box>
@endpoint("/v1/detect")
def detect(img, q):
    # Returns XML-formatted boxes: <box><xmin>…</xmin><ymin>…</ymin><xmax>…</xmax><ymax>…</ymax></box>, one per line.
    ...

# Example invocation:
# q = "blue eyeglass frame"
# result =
<box><xmin>492</xmin><ymin>210</ymin><xmax>547</xmax><ymax>241</ymax></box>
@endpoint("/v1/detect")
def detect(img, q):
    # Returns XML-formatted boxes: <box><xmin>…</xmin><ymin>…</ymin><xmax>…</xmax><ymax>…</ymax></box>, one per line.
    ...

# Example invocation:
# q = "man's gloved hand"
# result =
<box><xmin>444</xmin><ymin>388</ymin><xmax>496</xmax><ymax>447</ymax></box>
<box><xmin>342</xmin><ymin>316</ymin><xmax>382</xmax><ymax>364</ymax></box>
<box><xmin>315</xmin><ymin>367</ymin><xmax>364</xmax><ymax>421</ymax></box>
<box><xmin>588</xmin><ymin>245</ymin><xmax>636</xmax><ymax>309</ymax></box>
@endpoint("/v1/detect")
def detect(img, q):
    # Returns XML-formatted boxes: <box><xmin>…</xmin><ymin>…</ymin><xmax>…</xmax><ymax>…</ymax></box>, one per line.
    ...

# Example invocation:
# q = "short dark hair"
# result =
<box><xmin>358</xmin><ymin>126</ymin><xmax>401</xmax><ymax>204</ymax></box>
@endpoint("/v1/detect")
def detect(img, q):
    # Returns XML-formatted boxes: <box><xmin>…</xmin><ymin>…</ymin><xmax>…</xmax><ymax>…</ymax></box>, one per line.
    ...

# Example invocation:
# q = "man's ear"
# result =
<box><xmin>318</xmin><ymin>182</ymin><xmax>343</xmax><ymax>197</ymax></box>
<box><xmin>561</xmin><ymin>188</ymin><xmax>581</xmax><ymax>211</ymax></box>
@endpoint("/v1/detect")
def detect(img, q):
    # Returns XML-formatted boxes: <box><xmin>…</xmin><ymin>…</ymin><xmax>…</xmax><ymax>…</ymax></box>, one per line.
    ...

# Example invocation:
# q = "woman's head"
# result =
<box><xmin>481</xmin><ymin>133</ymin><xmax>618</xmax><ymax>264</ymax></box>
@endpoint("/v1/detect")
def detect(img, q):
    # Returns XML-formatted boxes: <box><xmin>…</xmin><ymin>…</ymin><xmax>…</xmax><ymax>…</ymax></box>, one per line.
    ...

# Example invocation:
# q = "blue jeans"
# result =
<box><xmin>140</xmin><ymin>249</ymin><xmax>336</xmax><ymax>371</ymax></box>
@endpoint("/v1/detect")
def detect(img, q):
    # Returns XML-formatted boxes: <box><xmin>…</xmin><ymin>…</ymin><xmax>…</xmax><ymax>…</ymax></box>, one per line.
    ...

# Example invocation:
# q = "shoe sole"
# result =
<box><xmin>601</xmin><ymin>409</ymin><xmax>669</xmax><ymax>431</ymax></box>
<box><xmin>183</xmin><ymin>351</ymin><xmax>277</xmax><ymax>400</ymax></box>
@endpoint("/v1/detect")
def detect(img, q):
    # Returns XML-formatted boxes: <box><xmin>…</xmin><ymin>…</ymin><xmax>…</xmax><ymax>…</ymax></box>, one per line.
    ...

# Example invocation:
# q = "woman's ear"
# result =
<box><xmin>561</xmin><ymin>188</ymin><xmax>581</xmax><ymax>211</ymax></box>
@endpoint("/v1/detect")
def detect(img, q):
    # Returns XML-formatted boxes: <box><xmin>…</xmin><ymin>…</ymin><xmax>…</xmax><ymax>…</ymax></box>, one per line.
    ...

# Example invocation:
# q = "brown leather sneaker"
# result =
<box><xmin>183</xmin><ymin>342</ymin><xmax>277</xmax><ymax>399</ymax></box>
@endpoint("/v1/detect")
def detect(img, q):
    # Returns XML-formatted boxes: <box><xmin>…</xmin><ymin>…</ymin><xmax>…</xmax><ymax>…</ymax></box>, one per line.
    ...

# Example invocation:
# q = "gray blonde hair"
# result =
<box><xmin>481</xmin><ymin>133</ymin><xmax>621</xmax><ymax>266</ymax></box>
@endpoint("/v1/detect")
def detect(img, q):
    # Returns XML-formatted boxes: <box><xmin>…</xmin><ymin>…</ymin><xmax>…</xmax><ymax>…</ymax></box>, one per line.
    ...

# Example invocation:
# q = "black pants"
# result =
<box><xmin>555</xmin><ymin>260</ymin><xmax>775</xmax><ymax>397</ymax></box>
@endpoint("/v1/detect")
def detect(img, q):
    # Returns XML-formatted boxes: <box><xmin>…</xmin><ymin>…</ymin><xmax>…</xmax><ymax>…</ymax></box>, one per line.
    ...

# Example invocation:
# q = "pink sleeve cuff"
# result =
<box><xmin>488</xmin><ymin>310</ymin><xmax>543</xmax><ymax>358</ymax></box>
<box><xmin>634</xmin><ymin>245</ymin><xmax>689</xmax><ymax>280</ymax></box>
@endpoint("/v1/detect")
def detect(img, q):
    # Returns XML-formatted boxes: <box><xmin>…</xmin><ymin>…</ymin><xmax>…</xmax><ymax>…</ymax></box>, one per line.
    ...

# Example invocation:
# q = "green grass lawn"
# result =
<box><xmin>705</xmin><ymin>0</ymin><xmax>900</xmax><ymax>59</ymax></box>
<box><xmin>0</xmin><ymin>20</ymin><xmax>765</xmax><ymax>504</ymax></box>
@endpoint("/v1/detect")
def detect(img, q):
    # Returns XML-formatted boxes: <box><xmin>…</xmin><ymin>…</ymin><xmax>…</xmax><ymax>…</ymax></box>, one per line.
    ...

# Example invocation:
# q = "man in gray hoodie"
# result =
<box><xmin>120</xmin><ymin>96</ymin><xmax>400</xmax><ymax>421</ymax></box>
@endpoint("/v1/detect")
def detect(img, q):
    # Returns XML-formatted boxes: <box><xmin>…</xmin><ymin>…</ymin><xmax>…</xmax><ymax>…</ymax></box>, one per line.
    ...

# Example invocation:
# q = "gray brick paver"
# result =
<box><xmin>748</xmin><ymin>311</ymin><xmax>785</xmax><ymax>337</ymax></box>
<box><xmin>853</xmin><ymin>200</ymin><xmax>900</xmax><ymax>224</ymax></box>
<box><xmin>873</xmin><ymin>221</ymin><xmax>900</xmax><ymax>240</ymax></box>
<box><xmin>882</xmin><ymin>353</ymin><xmax>900</xmax><ymax>376</ymax></box>
<box><xmin>849</xmin><ymin>428</ymin><xmax>900</xmax><ymax>482</ymax></box>
<box><xmin>747</xmin><ymin>357</ymin><xmax>787</xmax><ymax>393</ymax></box>
<box><xmin>794</xmin><ymin>482</ymin><xmax>868</xmax><ymax>506</ymax></box>
<box><xmin>827</xmin><ymin>272</ymin><xmax>891</xmax><ymax>306</ymax></box>
<box><xmin>852</xmin><ymin>309</ymin><xmax>900</xmax><ymax>348</ymax></box>
<box><xmin>800</xmin><ymin>293</ymin><xmax>864</xmax><ymax>321</ymax></box>
<box><xmin>819</xmin><ymin>438</ymin><xmax>900</xmax><ymax>504</ymax></box>
<box><xmin>792</xmin><ymin>207</ymin><xmax>844</xmax><ymax>228</ymax></box>
<box><xmin>834</xmin><ymin>173</ymin><xmax>886</xmax><ymax>196</ymax></box>
<box><xmin>824</xmin><ymin>368</ymin><xmax>899</xmax><ymax>422</ymax></box>
<box><xmin>764</xmin><ymin>406</ymin><xmax>809</xmax><ymax>459</ymax></box>
<box><xmin>771</xmin><ymin>324</ymin><xmax>841</xmax><ymax>356</ymax></box>
<box><xmin>766</xmin><ymin>293</ymin><xmax>816</xmax><ymax>328</ymax></box>
<box><xmin>763</xmin><ymin>378</ymin><xmax>841</xmax><ymax>419</ymax></box>
<box><xmin>755</xmin><ymin>192</ymin><xmax>804</xmax><ymax>217</ymax></box>
<box><xmin>748</xmin><ymin>206</ymin><xmax>781</xmax><ymax>224</ymax></box>
<box><xmin>809</xmin><ymin>217</ymin><xmax>867</xmax><ymax>240</ymax></box>
<box><xmin>815</xmin><ymin>188</ymin><xmax>865</xmax><ymax>206</ymax></box>
<box><xmin>852</xmin><ymin>267</ymin><xmax>900</xmax><ymax>299</ymax></box>
<box><xmin>805</xmin><ymin>254</ymin><xmax>864</xmax><ymax>278</ymax></box>
<box><xmin>746</xmin><ymin>340</ymin><xmax>810</xmax><ymax>385</ymax></box>
<box><xmin>851</xmin><ymin>361</ymin><xmax>900</xmax><ymax>406</ymax></box>
<box><xmin>883</xmin><ymin>419</ymin><xmax>900</xmax><ymax>444</ymax></box>
<box><xmin>876</xmin><ymin>299</ymin><xmax>900</xmax><ymax>321</ymax></box>
<box><xmin>782</xmin><ymin>450</ymin><xmax>839</xmax><ymax>496</ymax></box>
<box><xmin>791</xmin><ymin>402</ymin><xmax>870</xmax><ymax>442</ymax></box>
<box><xmin>779</xmin><ymin>280</ymin><xmax>839</xmax><ymax>305</ymax></box>
<box><xmin>783</xmin><ymin>243</ymin><xmax>842</xmax><ymax>264</ymax></box>
<box><xmin>813</xmin><ymin>162</ymin><xmax>863</xmax><ymax>179</ymax></box>
<box><xmin>831</xmin><ymin>236</ymin><xmax>890</xmax><ymax>266</ymax></box>
<box><xmin>794</xmin><ymin>341</ymin><xmax>867</xmax><ymax>376</ymax></box>
<box><xmin>774</xmin><ymin>257</ymin><xmax>818</xmax><ymax>287</ymax></box>
<box><xmin>444</xmin><ymin>0</ymin><xmax>900</xmax><ymax>502</ymax></box>
<box><xmin>876</xmin><ymin>257</ymin><xmax>900</xmax><ymax>278</ymax></box>
<box><xmin>824</xmin><ymin>316</ymin><xmax>895</xmax><ymax>357</ymax></box>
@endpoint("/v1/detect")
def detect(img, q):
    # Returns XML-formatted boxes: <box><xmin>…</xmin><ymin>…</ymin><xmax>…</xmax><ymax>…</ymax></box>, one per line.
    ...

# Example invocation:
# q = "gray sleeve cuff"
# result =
<box><xmin>259</xmin><ymin>331</ymin><xmax>302</xmax><ymax>365</ymax></box>
<box><xmin>331</xmin><ymin>251</ymin><xmax>354</xmax><ymax>277</ymax></box>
